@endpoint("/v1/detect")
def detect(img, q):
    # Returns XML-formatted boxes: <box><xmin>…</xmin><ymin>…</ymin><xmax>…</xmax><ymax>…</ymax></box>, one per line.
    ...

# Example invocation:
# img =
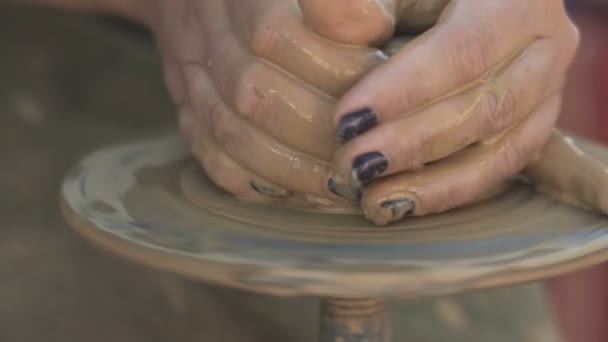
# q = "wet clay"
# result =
<box><xmin>201</xmin><ymin>30</ymin><xmax>608</xmax><ymax>222</ymax></box>
<box><xmin>222</xmin><ymin>35</ymin><xmax>529</xmax><ymax>218</ymax></box>
<box><xmin>61</xmin><ymin>133</ymin><xmax>608</xmax><ymax>299</ymax></box>
<box><xmin>524</xmin><ymin>130</ymin><xmax>608</xmax><ymax>215</ymax></box>
<box><xmin>186</xmin><ymin>4</ymin><xmax>607</xmax><ymax>223</ymax></box>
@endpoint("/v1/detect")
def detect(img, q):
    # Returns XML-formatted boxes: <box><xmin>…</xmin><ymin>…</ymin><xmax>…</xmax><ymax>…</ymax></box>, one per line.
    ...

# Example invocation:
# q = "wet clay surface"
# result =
<box><xmin>525</xmin><ymin>131</ymin><xmax>608</xmax><ymax>215</ymax></box>
<box><xmin>2</xmin><ymin>4</ymin><xmax>561</xmax><ymax>342</ymax></box>
<box><xmin>62</xmin><ymin>132</ymin><xmax>608</xmax><ymax>301</ymax></box>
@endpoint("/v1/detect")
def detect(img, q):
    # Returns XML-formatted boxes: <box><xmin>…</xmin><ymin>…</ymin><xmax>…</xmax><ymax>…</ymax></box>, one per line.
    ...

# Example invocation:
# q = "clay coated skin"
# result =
<box><xmin>186</xmin><ymin>30</ymin><xmax>605</xmax><ymax>226</ymax></box>
<box><xmin>143</xmin><ymin>0</ymin><xmax>579</xmax><ymax>226</ymax></box>
<box><xmin>354</xmin><ymin>37</ymin><xmax>608</xmax><ymax>225</ymax></box>
<box><xmin>43</xmin><ymin>0</ymin><xmax>583</xmax><ymax>225</ymax></box>
<box><xmin>354</xmin><ymin>36</ymin><xmax>607</xmax><ymax>223</ymax></box>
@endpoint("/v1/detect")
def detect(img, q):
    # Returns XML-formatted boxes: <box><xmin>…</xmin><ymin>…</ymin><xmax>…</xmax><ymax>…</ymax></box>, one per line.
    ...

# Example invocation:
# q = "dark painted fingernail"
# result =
<box><xmin>351</xmin><ymin>152</ymin><xmax>388</xmax><ymax>184</ymax></box>
<box><xmin>337</xmin><ymin>108</ymin><xmax>378</xmax><ymax>143</ymax></box>
<box><xmin>328</xmin><ymin>177</ymin><xmax>362</xmax><ymax>201</ymax></box>
<box><xmin>250</xmin><ymin>181</ymin><xmax>290</xmax><ymax>198</ymax></box>
<box><xmin>380</xmin><ymin>198</ymin><xmax>415</xmax><ymax>220</ymax></box>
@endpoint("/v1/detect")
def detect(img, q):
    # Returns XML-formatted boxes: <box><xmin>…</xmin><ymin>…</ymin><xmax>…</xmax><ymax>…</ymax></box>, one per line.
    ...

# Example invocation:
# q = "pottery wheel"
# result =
<box><xmin>60</xmin><ymin>133</ymin><xmax>608</xmax><ymax>300</ymax></box>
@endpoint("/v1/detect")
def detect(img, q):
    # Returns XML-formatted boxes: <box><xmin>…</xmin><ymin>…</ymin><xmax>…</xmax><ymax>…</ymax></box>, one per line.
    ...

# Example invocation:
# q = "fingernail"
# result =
<box><xmin>351</xmin><ymin>152</ymin><xmax>388</xmax><ymax>184</ymax></box>
<box><xmin>328</xmin><ymin>177</ymin><xmax>362</xmax><ymax>201</ymax></box>
<box><xmin>250</xmin><ymin>181</ymin><xmax>290</xmax><ymax>198</ymax></box>
<box><xmin>380</xmin><ymin>198</ymin><xmax>415</xmax><ymax>221</ymax></box>
<box><xmin>337</xmin><ymin>108</ymin><xmax>378</xmax><ymax>143</ymax></box>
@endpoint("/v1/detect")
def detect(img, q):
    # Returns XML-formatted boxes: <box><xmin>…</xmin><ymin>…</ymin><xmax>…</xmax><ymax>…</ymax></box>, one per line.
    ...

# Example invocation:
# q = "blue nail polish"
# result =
<box><xmin>250</xmin><ymin>181</ymin><xmax>289</xmax><ymax>198</ymax></box>
<box><xmin>380</xmin><ymin>198</ymin><xmax>415</xmax><ymax>220</ymax></box>
<box><xmin>337</xmin><ymin>108</ymin><xmax>377</xmax><ymax>143</ymax></box>
<box><xmin>328</xmin><ymin>177</ymin><xmax>362</xmax><ymax>201</ymax></box>
<box><xmin>352</xmin><ymin>152</ymin><xmax>388</xmax><ymax>184</ymax></box>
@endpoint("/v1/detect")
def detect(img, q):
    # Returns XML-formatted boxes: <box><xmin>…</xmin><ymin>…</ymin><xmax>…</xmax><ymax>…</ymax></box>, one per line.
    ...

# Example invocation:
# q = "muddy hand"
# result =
<box><xmin>300</xmin><ymin>0</ymin><xmax>580</xmax><ymax>224</ymax></box>
<box><xmin>151</xmin><ymin>0</ymin><xmax>388</xmax><ymax>203</ymax></box>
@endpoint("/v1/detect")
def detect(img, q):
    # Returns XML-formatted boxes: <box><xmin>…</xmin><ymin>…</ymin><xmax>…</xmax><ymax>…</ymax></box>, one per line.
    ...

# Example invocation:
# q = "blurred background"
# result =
<box><xmin>0</xmin><ymin>1</ymin><xmax>606</xmax><ymax>341</ymax></box>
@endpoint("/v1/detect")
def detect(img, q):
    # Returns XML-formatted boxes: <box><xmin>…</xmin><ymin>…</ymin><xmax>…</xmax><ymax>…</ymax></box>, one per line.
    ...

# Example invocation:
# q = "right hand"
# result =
<box><xmin>301</xmin><ymin>0</ymin><xmax>578</xmax><ymax>225</ymax></box>
<box><xmin>151</xmin><ymin>0</ymin><xmax>386</xmax><ymax>203</ymax></box>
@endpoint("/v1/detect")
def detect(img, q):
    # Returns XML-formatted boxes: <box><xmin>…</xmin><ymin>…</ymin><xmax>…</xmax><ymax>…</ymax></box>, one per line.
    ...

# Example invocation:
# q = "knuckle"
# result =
<box><xmin>379</xmin><ymin>81</ymin><xmax>425</xmax><ymax>120</ymax></box>
<box><xmin>231</xmin><ymin>62</ymin><xmax>264</xmax><ymax>119</ymax></box>
<box><xmin>450</xmin><ymin>31</ymin><xmax>494</xmax><ymax>78</ymax></box>
<box><xmin>402</xmin><ymin>84</ymin><xmax>426</xmax><ymax>114</ymax></box>
<box><xmin>207</xmin><ymin>102</ymin><xmax>237</xmax><ymax>146</ymax></box>
<box><xmin>249</xmin><ymin>8</ymin><xmax>285</xmax><ymax>59</ymax></box>
<box><xmin>483</xmin><ymin>85</ymin><xmax>521</xmax><ymax>133</ymax></box>
<box><xmin>501</xmin><ymin>143</ymin><xmax>529</xmax><ymax>176</ymax></box>
<box><xmin>404</xmin><ymin>128</ymin><xmax>433</xmax><ymax>169</ymax></box>
<box><xmin>501</xmin><ymin>84</ymin><xmax>522</xmax><ymax>118</ymax></box>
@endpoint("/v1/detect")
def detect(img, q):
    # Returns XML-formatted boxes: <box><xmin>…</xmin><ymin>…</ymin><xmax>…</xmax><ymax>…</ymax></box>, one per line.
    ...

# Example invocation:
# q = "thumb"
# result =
<box><xmin>297</xmin><ymin>0</ymin><xmax>397</xmax><ymax>46</ymax></box>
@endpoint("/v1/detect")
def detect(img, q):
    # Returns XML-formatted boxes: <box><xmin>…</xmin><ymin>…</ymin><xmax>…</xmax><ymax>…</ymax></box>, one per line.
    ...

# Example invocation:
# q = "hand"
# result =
<box><xmin>149</xmin><ymin>0</ymin><xmax>386</xmax><ymax>204</ymax></box>
<box><xmin>301</xmin><ymin>0</ymin><xmax>580</xmax><ymax>224</ymax></box>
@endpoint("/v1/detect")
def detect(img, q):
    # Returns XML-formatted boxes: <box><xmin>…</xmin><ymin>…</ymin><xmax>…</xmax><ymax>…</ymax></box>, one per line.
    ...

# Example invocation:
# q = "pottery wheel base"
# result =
<box><xmin>320</xmin><ymin>298</ymin><xmax>390</xmax><ymax>342</ymax></box>
<box><xmin>61</xmin><ymin>134</ymin><xmax>608</xmax><ymax>341</ymax></box>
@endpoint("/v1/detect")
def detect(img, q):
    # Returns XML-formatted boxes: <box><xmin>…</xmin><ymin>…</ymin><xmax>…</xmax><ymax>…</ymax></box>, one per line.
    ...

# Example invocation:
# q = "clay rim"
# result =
<box><xmin>58</xmin><ymin>135</ymin><xmax>608</xmax><ymax>299</ymax></box>
<box><xmin>60</xmin><ymin>189</ymin><xmax>608</xmax><ymax>299</ymax></box>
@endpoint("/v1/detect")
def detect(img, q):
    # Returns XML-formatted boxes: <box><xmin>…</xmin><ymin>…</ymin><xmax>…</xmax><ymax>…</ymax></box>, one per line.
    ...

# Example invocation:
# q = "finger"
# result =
<box><xmin>162</xmin><ymin>56</ymin><xmax>287</xmax><ymax>201</ymax></box>
<box><xmin>158</xmin><ymin>34</ymin><xmax>290</xmax><ymax>202</ymax></box>
<box><xmin>182</xmin><ymin>63</ymin><xmax>338</xmax><ymax>200</ymax></box>
<box><xmin>205</xmin><ymin>44</ymin><xmax>337</xmax><ymax>160</ymax></box>
<box><xmin>333</xmin><ymin>0</ymin><xmax>571</xmax><ymax>127</ymax></box>
<box><xmin>225</xmin><ymin>0</ymin><xmax>386</xmax><ymax>96</ymax></box>
<box><xmin>179</xmin><ymin>106</ymin><xmax>289</xmax><ymax>202</ymax></box>
<box><xmin>194</xmin><ymin>5</ymin><xmax>341</xmax><ymax>160</ymax></box>
<box><xmin>297</xmin><ymin>0</ymin><xmax>396</xmax><ymax>46</ymax></box>
<box><xmin>361</xmin><ymin>95</ymin><xmax>562</xmax><ymax>226</ymax></box>
<box><xmin>332</xmin><ymin>36</ymin><xmax>569</xmax><ymax>186</ymax></box>
<box><xmin>168</xmin><ymin>56</ymin><xmax>288</xmax><ymax>201</ymax></box>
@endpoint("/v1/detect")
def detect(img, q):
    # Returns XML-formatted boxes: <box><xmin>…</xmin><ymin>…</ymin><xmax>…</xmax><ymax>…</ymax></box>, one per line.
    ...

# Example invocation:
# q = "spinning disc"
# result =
<box><xmin>61</xmin><ymin>134</ymin><xmax>608</xmax><ymax>298</ymax></box>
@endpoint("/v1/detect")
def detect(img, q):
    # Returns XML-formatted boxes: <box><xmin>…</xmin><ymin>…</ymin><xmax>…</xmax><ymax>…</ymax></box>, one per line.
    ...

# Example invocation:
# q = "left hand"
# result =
<box><xmin>301</xmin><ymin>0</ymin><xmax>580</xmax><ymax>224</ymax></box>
